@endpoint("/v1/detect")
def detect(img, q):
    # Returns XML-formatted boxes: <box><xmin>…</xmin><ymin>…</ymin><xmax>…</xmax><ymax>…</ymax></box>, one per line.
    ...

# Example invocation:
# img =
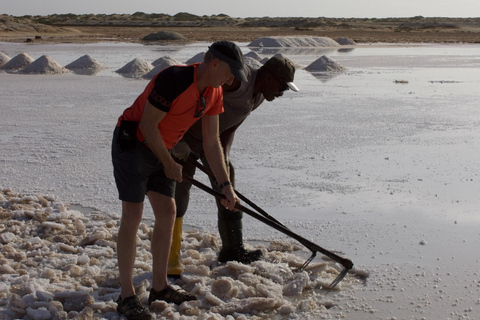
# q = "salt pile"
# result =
<box><xmin>143</xmin><ymin>56</ymin><xmax>181</xmax><ymax>80</ymax></box>
<box><xmin>152</xmin><ymin>55</ymin><xmax>180</xmax><ymax>67</ymax></box>
<box><xmin>335</xmin><ymin>37</ymin><xmax>357</xmax><ymax>45</ymax></box>
<box><xmin>142</xmin><ymin>31</ymin><xmax>186</xmax><ymax>42</ymax></box>
<box><xmin>0</xmin><ymin>188</ymin><xmax>361</xmax><ymax>319</ymax></box>
<box><xmin>243</xmin><ymin>51</ymin><xmax>263</xmax><ymax>68</ymax></box>
<box><xmin>185</xmin><ymin>52</ymin><xmax>204</xmax><ymax>65</ymax></box>
<box><xmin>1</xmin><ymin>53</ymin><xmax>34</xmax><ymax>73</ymax></box>
<box><xmin>0</xmin><ymin>52</ymin><xmax>10</xmax><ymax>68</ymax></box>
<box><xmin>115</xmin><ymin>58</ymin><xmax>153</xmax><ymax>78</ymax></box>
<box><xmin>305</xmin><ymin>55</ymin><xmax>346</xmax><ymax>72</ymax></box>
<box><xmin>65</xmin><ymin>54</ymin><xmax>106</xmax><ymax>75</ymax></box>
<box><xmin>244</xmin><ymin>56</ymin><xmax>263</xmax><ymax>69</ymax></box>
<box><xmin>20</xmin><ymin>55</ymin><xmax>69</xmax><ymax>75</ymax></box>
<box><xmin>248</xmin><ymin>36</ymin><xmax>340</xmax><ymax>48</ymax></box>
<box><xmin>244</xmin><ymin>51</ymin><xmax>262</xmax><ymax>61</ymax></box>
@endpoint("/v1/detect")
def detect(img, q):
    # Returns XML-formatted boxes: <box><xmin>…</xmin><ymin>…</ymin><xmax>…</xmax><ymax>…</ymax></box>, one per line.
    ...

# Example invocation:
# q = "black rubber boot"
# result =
<box><xmin>217</xmin><ymin>213</ymin><xmax>263</xmax><ymax>264</ymax></box>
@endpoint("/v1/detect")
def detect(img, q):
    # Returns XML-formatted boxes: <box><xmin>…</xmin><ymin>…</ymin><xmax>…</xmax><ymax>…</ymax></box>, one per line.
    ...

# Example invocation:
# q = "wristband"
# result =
<box><xmin>218</xmin><ymin>181</ymin><xmax>231</xmax><ymax>190</ymax></box>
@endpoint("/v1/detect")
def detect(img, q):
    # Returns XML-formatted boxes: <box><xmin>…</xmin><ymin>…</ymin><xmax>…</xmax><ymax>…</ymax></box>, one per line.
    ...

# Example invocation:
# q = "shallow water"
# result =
<box><xmin>1</xmin><ymin>41</ymin><xmax>480</xmax><ymax>319</ymax></box>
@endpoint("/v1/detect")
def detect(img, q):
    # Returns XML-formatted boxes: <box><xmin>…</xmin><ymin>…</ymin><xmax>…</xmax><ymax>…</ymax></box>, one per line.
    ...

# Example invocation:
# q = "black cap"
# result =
<box><xmin>263</xmin><ymin>56</ymin><xmax>299</xmax><ymax>92</ymax></box>
<box><xmin>208</xmin><ymin>41</ymin><xmax>248</xmax><ymax>82</ymax></box>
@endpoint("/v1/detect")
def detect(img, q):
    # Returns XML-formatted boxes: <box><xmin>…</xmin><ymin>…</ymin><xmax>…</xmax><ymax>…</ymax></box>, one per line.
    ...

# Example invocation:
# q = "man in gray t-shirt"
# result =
<box><xmin>168</xmin><ymin>56</ymin><xmax>299</xmax><ymax>277</ymax></box>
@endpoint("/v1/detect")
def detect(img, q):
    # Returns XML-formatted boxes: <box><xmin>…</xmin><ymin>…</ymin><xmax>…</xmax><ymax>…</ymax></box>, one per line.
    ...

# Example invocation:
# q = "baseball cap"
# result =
<box><xmin>263</xmin><ymin>56</ymin><xmax>299</xmax><ymax>92</ymax></box>
<box><xmin>208</xmin><ymin>41</ymin><xmax>248</xmax><ymax>82</ymax></box>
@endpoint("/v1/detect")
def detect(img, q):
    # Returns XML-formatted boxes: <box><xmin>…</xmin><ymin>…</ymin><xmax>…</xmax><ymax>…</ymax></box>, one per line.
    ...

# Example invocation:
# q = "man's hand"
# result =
<box><xmin>164</xmin><ymin>159</ymin><xmax>183</xmax><ymax>182</ymax></box>
<box><xmin>221</xmin><ymin>185</ymin><xmax>240</xmax><ymax>211</ymax></box>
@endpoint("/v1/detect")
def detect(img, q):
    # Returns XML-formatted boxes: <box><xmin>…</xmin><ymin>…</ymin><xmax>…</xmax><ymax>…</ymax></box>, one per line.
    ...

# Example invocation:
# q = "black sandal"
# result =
<box><xmin>116</xmin><ymin>295</ymin><xmax>152</xmax><ymax>320</ymax></box>
<box><xmin>148</xmin><ymin>286</ymin><xmax>197</xmax><ymax>305</ymax></box>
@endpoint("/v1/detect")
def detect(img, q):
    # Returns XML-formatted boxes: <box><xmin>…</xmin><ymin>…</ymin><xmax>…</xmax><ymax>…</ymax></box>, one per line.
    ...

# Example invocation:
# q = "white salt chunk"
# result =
<box><xmin>283</xmin><ymin>272</ymin><xmax>309</xmax><ymax>296</ymax></box>
<box><xmin>226</xmin><ymin>261</ymin><xmax>254</xmax><ymax>273</ymax></box>
<box><xmin>0</xmin><ymin>264</ymin><xmax>15</xmax><ymax>274</ymax></box>
<box><xmin>211</xmin><ymin>278</ymin><xmax>234</xmax><ymax>299</ymax></box>
<box><xmin>184</xmin><ymin>264</ymin><xmax>211</xmax><ymax>277</ymax></box>
<box><xmin>26</xmin><ymin>307</ymin><xmax>51</xmax><ymax>320</ymax></box>
<box><xmin>205</xmin><ymin>292</ymin><xmax>224</xmax><ymax>306</ymax></box>
<box><xmin>43</xmin><ymin>221</ymin><xmax>65</xmax><ymax>230</ymax></box>
<box><xmin>0</xmin><ymin>232</ymin><xmax>15</xmax><ymax>244</ymax></box>
<box><xmin>36</xmin><ymin>291</ymin><xmax>54</xmax><ymax>302</ymax></box>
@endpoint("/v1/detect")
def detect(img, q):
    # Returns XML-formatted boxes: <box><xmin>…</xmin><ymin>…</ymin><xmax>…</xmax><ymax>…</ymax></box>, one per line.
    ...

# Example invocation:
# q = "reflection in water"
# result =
<box><xmin>249</xmin><ymin>47</ymin><xmax>338</xmax><ymax>56</ymax></box>
<box><xmin>338</xmin><ymin>48</ymin><xmax>356</xmax><ymax>53</ymax></box>
<box><xmin>71</xmin><ymin>69</ymin><xmax>102</xmax><ymax>76</ymax></box>
<box><xmin>116</xmin><ymin>72</ymin><xmax>148</xmax><ymax>79</ymax></box>
<box><xmin>152</xmin><ymin>46</ymin><xmax>183</xmax><ymax>53</ymax></box>
<box><xmin>309</xmin><ymin>71</ymin><xmax>343</xmax><ymax>83</ymax></box>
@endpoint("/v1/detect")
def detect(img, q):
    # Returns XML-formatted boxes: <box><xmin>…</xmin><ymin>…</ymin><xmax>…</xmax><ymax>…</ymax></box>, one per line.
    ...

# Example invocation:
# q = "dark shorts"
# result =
<box><xmin>111</xmin><ymin>127</ymin><xmax>175</xmax><ymax>202</ymax></box>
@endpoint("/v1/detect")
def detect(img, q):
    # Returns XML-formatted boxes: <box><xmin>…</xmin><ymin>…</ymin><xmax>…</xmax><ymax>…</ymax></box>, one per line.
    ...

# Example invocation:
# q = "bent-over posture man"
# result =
<box><xmin>168</xmin><ymin>56</ymin><xmax>299</xmax><ymax>277</ymax></box>
<box><xmin>112</xmin><ymin>41</ymin><xmax>246</xmax><ymax>320</ymax></box>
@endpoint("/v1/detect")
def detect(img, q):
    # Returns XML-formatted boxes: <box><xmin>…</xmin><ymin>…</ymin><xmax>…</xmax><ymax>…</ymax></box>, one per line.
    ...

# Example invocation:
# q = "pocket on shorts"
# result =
<box><xmin>118</xmin><ymin>120</ymin><xmax>138</xmax><ymax>150</ymax></box>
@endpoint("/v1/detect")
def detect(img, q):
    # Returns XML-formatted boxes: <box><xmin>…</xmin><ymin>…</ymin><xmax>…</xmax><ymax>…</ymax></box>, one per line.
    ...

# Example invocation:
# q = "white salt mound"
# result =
<box><xmin>1</xmin><ymin>52</ymin><xmax>34</xmax><ymax>73</ymax></box>
<box><xmin>143</xmin><ymin>56</ymin><xmax>181</xmax><ymax>80</ymax></box>
<box><xmin>152</xmin><ymin>55</ymin><xmax>180</xmax><ymax>67</ymax></box>
<box><xmin>248</xmin><ymin>36</ymin><xmax>340</xmax><ymax>48</ymax></box>
<box><xmin>116</xmin><ymin>58</ymin><xmax>153</xmax><ymax>78</ymax></box>
<box><xmin>65</xmin><ymin>54</ymin><xmax>106</xmax><ymax>75</ymax></box>
<box><xmin>185</xmin><ymin>52</ymin><xmax>204</xmax><ymax>64</ymax></box>
<box><xmin>20</xmin><ymin>55</ymin><xmax>69</xmax><ymax>75</ymax></box>
<box><xmin>305</xmin><ymin>55</ymin><xmax>346</xmax><ymax>72</ymax></box>
<box><xmin>0</xmin><ymin>52</ymin><xmax>11</xmax><ymax>68</ymax></box>
<box><xmin>244</xmin><ymin>56</ymin><xmax>263</xmax><ymax>69</ymax></box>
<box><xmin>244</xmin><ymin>51</ymin><xmax>262</xmax><ymax>61</ymax></box>
<box><xmin>335</xmin><ymin>37</ymin><xmax>357</xmax><ymax>45</ymax></box>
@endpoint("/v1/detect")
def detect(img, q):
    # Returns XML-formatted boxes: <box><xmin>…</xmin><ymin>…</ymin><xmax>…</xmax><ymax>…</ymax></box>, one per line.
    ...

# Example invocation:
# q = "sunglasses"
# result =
<box><xmin>194</xmin><ymin>96</ymin><xmax>206</xmax><ymax>118</ymax></box>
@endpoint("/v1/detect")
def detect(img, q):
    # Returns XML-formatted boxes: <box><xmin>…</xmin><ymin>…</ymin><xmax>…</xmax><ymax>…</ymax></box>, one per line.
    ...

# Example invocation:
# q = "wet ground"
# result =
<box><xmin>1</xmin><ymin>41</ymin><xmax>480</xmax><ymax>319</ymax></box>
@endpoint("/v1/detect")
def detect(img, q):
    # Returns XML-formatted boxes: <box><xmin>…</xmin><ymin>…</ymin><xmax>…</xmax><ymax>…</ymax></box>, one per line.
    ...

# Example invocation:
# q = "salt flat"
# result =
<box><xmin>1</xmin><ymin>41</ymin><xmax>480</xmax><ymax>319</ymax></box>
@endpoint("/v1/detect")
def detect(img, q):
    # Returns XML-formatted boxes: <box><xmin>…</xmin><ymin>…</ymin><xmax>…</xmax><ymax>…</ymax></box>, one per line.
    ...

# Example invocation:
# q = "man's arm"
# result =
<box><xmin>202</xmin><ymin>114</ymin><xmax>239</xmax><ymax>210</ymax></box>
<box><xmin>139</xmin><ymin>101</ymin><xmax>183</xmax><ymax>182</ymax></box>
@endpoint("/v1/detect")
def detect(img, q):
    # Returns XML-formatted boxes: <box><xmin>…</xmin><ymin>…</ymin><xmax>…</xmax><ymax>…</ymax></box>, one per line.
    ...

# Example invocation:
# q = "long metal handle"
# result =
<box><xmin>183</xmin><ymin>174</ymin><xmax>353</xmax><ymax>271</ymax></box>
<box><xmin>187</xmin><ymin>155</ymin><xmax>290</xmax><ymax>231</ymax></box>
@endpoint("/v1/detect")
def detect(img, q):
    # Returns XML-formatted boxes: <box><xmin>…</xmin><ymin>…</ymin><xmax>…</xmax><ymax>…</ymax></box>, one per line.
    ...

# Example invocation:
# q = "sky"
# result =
<box><xmin>2</xmin><ymin>0</ymin><xmax>480</xmax><ymax>18</ymax></box>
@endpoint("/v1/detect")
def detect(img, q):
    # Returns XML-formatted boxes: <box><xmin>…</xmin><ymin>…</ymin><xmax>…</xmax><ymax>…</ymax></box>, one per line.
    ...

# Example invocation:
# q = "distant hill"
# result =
<box><xmin>2</xmin><ymin>13</ymin><xmax>479</xmax><ymax>29</ymax></box>
<box><xmin>1</xmin><ymin>13</ymin><xmax>479</xmax><ymax>44</ymax></box>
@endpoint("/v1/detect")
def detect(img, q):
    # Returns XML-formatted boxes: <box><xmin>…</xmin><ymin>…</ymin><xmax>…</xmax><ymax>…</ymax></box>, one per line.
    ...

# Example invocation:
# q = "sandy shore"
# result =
<box><xmin>2</xmin><ymin>25</ymin><xmax>480</xmax><ymax>44</ymax></box>
<box><xmin>2</xmin><ymin>13</ymin><xmax>480</xmax><ymax>44</ymax></box>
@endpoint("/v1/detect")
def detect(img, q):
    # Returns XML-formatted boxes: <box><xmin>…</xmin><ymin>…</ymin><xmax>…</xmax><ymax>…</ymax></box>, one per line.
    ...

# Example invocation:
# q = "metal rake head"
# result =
<box><xmin>295</xmin><ymin>250</ymin><xmax>353</xmax><ymax>294</ymax></box>
<box><xmin>325</xmin><ymin>267</ymin><xmax>349</xmax><ymax>294</ymax></box>
<box><xmin>294</xmin><ymin>251</ymin><xmax>317</xmax><ymax>272</ymax></box>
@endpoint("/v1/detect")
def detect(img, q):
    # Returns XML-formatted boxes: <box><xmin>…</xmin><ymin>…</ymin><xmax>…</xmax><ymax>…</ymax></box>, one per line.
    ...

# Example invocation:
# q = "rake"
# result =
<box><xmin>183</xmin><ymin>155</ymin><xmax>354</xmax><ymax>291</ymax></box>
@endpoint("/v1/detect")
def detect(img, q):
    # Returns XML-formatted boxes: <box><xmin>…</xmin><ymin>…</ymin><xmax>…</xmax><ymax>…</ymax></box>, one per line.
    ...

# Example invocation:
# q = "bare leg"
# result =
<box><xmin>148</xmin><ymin>191</ymin><xmax>176</xmax><ymax>291</ymax></box>
<box><xmin>118</xmin><ymin>201</ymin><xmax>144</xmax><ymax>299</ymax></box>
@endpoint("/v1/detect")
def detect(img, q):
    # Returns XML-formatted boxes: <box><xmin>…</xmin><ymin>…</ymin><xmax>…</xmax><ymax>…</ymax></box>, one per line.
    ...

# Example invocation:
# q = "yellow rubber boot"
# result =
<box><xmin>167</xmin><ymin>217</ymin><xmax>184</xmax><ymax>278</ymax></box>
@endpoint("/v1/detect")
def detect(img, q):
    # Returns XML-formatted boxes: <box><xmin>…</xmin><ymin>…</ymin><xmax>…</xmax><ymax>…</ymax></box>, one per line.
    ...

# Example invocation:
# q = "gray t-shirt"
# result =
<box><xmin>219</xmin><ymin>65</ymin><xmax>265</xmax><ymax>133</ymax></box>
<box><xmin>186</xmin><ymin>64</ymin><xmax>265</xmax><ymax>142</ymax></box>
